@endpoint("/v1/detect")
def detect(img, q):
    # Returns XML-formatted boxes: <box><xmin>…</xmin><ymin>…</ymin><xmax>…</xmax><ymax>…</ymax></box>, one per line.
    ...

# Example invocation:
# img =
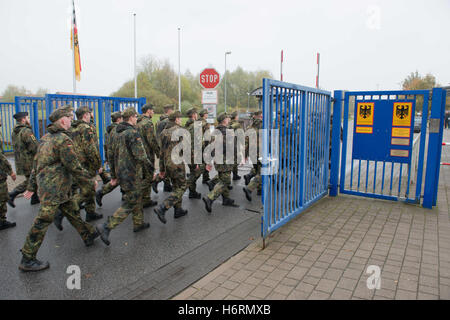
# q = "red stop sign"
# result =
<box><xmin>199</xmin><ymin>68</ymin><xmax>220</xmax><ymax>89</ymax></box>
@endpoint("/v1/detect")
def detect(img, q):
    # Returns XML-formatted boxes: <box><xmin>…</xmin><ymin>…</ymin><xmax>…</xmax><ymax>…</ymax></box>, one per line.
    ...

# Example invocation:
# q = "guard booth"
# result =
<box><xmin>260</xmin><ymin>79</ymin><xmax>447</xmax><ymax>243</ymax></box>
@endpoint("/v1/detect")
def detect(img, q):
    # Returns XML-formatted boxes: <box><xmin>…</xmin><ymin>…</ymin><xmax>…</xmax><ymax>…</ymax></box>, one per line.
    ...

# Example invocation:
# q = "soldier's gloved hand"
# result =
<box><xmin>24</xmin><ymin>191</ymin><xmax>33</xmax><ymax>200</ymax></box>
<box><xmin>10</xmin><ymin>172</ymin><xmax>16</xmax><ymax>181</ymax></box>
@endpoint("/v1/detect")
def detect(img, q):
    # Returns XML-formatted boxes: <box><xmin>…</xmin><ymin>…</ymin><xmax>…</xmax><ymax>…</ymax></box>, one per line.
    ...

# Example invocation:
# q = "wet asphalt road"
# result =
<box><xmin>0</xmin><ymin>167</ymin><xmax>261</xmax><ymax>300</ymax></box>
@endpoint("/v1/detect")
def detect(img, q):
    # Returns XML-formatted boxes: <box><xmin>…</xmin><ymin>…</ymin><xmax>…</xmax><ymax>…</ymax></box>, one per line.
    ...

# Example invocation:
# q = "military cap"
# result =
<box><xmin>231</xmin><ymin>111</ymin><xmax>238</xmax><ymax>118</ymax></box>
<box><xmin>13</xmin><ymin>112</ymin><xmax>28</xmax><ymax>121</ymax></box>
<box><xmin>111</xmin><ymin>111</ymin><xmax>122</xmax><ymax>122</ymax></box>
<box><xmin>141</xmin><ymin>103</ymin><xmax>154</xmax><ymax>113</ymax></box>
<box><xmin>187</xmin><ymin>107</ymin><xmax>198</xmax><ymax>117</ymax></box>
<box><xmin>60</xmin><ymin>104</ymin><xmax>74</xmax><ymax>113</ymax></box>
<box><xmin>163</xmin><ymin>104</ymin><xmax>175</xmax><ymax>112</ymax></box>
<box><xmin>122</xmin><ymin>107</ymin><xmax>138</xmax><ymax>119</ymax></box>
<box><xmin>75</xmin><ymin>106</ymin><xmax>91</xmax><ymax>119</ymax></box>
<box><xmin>49</xmin><ymin>108</ymin><xmax>72</xmax><ymax>123</ymax></box>
<box><xmin>253</xmin><ymin>110</ymin><xmax>262</xmax><ymax>117</ymax></box>
<box><xmin>217</xmin><ymin>112</ymin><xmax>230</xmax><ymax>123</ymax></box>
<box><xmin>168</xmin><ymin>111</ymin><xmax>182</xmax><ymax>121</ymax></box>
<box><xmin>199</xmin><ymin>109</ymin><xmax>208</xmax><ymax>117</ymax></box>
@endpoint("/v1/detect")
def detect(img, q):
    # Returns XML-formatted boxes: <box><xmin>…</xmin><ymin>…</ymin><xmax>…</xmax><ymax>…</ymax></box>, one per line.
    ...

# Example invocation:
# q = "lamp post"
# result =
<box><xmin>224</xmin><ymin>51</ymin><xmax>231</xmax><ymax>113</ymax></box>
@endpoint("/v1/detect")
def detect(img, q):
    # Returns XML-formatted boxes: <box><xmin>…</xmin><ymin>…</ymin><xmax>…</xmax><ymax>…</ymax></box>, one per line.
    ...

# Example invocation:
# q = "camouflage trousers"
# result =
<box><xmin>11</xmin><ymin>175</ymin><xmax>30</xmax><ymax>194</ymax></box>
<box><xmin>100</xmin><ymin>181</ymin><xmax>118</xmax><ymax>196</ymax></box>
<box><xmin>207</xmin><ymin>164</ymin><xmax>232</xmax><ymax>201</ymax></box>
<box><xmin>188</xmin><ymin>164</ymin><xmax>203</xmax><ymax>192</ymax></box>
<box><xmin>21</xmin><ymin>199</ymin><xmax>96</xmax><ymax>260</ymax></box>
<box><xmin>0</xmin><ymin>180</ymin><xmax>8</xmax><ymax>221</ymax></box>
<box><xmin>247</xmin><ymin>163</ymin><xmax>262</xmax><ymax>193</ymax></box>
<box><xmin>141</xmin><ymin>165</ymin><xmax>155</xmax><ymax>204</ymax></box>
<box><xmin>73</xmin><ymin>177</ymin><xmax>96</xmax><ymax>214</ymax></box>
<box><xmin>107</xmin><ymin>189</ymin><xmax>143</xmax><ymax>229</ymax></box>
<box><xmin>163</xmin><ymin>165</ymin><xmax>187</xmax><ymax>209</ymax></box>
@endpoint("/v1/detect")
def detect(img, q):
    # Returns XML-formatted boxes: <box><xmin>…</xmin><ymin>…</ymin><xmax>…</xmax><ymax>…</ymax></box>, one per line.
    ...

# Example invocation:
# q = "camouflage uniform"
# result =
<box><xmin>107</xmin><ymin>117</ymin><xmax>152</xmax><ymax>230</ymax></box>
<box><xmin>200</xmin><ymin>111</ymin><xmax>211</xmax><ymax>183</ymax></box>
<box><xmin>229</xmin><ymin>115</ymin><xmax>242</xmax><ymax>179</ymax></box>
<box><xmin>98</xmin><ymin>120</ymin><xmax>121</xmax><ymax>197</ymax></box>
<box><xmin>21</xmin><ymin>119</ymin><xmax>97</xmax><ymax>260</ymax></box>
<box><xmin>187</xmin><ymin>120</ymin><xmax>204</xmax><ymax>195</ymax></box>
<box><xmin>244</xmin><ymin>115</ymin><xmax>262</xmax><ymax>198</ymax></box>
<box><xmin>155</xmin><ymin>114</ymin><xmax>173</xmax><ymax>190</ymax></box>
<box><xmin>10</xmin><ymin>122</ymin><xmax>38</xmax><ymax>200</ymax></box>
<box><xmin>0</xmin><ymin>148</ymin><xmax>13</xmax><ymax>223</ymax></box>
<box><xmin>136</xmin><ymin>111</ymin><xmax>159</xmax><ymax>206</ymax></box>
<box><xmin>69</xmin><ymin>115</ymin><xmax>101</xmax><ymax>217</ymax></box>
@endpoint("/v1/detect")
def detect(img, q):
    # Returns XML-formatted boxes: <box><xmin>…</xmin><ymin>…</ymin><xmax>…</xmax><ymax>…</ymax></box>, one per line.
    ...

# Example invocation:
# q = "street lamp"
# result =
<box><xmin>224</xmin><ymin>51</ymin><xmax>231</xmax><ymax>113</ymax></box>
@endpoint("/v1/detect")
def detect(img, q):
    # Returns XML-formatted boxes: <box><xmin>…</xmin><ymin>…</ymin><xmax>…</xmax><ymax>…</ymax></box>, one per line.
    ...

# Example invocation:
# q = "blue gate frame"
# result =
<box><xmin>0</xmin><ymin>102</ymin><xmax>16</xmax><ymax>153</ymax></box>
<box><xmin>330</xmin><ymin>88</ymin><xmax>446</xmax><ymax>209</ymax></box>
<box><xmin>261</xmin><ymin>79</ymin><xmax>332</xmax><ymax>242</ymax></box>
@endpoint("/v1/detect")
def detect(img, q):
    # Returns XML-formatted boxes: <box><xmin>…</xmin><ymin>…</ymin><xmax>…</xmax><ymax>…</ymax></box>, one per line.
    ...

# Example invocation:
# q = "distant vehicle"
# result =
<box><xmin>414</xmin><ymin>116</ymin><xmax>422</xmax><ymax>133</ymax></box>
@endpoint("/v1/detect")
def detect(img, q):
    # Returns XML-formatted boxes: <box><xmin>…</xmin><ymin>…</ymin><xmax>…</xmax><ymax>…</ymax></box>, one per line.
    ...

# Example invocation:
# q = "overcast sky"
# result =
<box><xmin>0</xmin><ymin>0</ymin><xmax>449</xmax><ymax>96</ymax></box>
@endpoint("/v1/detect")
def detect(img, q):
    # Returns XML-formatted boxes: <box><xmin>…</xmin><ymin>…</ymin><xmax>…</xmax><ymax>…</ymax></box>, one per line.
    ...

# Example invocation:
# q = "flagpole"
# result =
<box><xmin>178</xmin><ymin>27</ymin><xmax>181</xmax><ymax>112</ymax></box>
<box><xmin>72</xmin><ymin>0</ymin><xmax>76</xmax><ymax>94</ymax></box>
<box><xmin>134</xmin><ymin>13</ymin><xmax>137</xmax><ymax>98</ymax></box>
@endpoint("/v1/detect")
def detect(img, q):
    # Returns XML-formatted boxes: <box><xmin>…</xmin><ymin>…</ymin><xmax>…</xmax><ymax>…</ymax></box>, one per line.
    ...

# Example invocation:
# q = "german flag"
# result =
<box><xmin>70</xmin><ymin>0</ymin><xmax>81</xmax><ymax>81</ymax></box>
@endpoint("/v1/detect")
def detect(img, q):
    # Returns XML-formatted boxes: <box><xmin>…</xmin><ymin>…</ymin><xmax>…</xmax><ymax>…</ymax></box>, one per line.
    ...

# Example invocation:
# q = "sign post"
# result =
<box><xmin>199</xmin><ymin>68</ymin><xmax>220</xmax><ymax>123</ymax></box>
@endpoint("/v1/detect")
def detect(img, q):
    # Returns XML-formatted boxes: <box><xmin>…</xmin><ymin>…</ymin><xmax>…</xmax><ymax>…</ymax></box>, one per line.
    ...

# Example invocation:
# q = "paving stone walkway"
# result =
<box><xmin>173</xmin><ymin>130</ymin><xmax>450</xmax><ymax>300</ymax></box>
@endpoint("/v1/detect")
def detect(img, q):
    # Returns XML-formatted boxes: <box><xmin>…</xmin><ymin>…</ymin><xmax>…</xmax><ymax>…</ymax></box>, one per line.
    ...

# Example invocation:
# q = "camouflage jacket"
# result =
<box><xmin>201</xmin><ymin>118</ymin><xmax>211</xmax><ymax>149</ymax></box>
<box><xmin>68</xmin><ymin>120</ymin><xmax>101</xmax><ymax>176</ymax></box>
<box><xmin>12</xmin><ymin>123</ymin><xmax>38</xmax><ymax>176</ymax></box>
<box><xmin>229</xmin><ymin>119</ymin><xmax>242</xmax><ymax>130</ymax></box>
<box><xmin>0</xmin><ymin>150</ymin><xmax>12</xmax><ymax>182</ymax></box>
<box><xmin>245</xmin><ymin>118</ymin><xmax>262</xmax><ymax>160</ymax></box>
<box><xmin>27</xmin><ymin>124</ymin><xmax>94</xmax><ymax>203</ymax></box>
<box><xmin>104</xmin><ymin>123</ymin><xmax>118</xmax><ymax>162</ymax></box>
<box><xmin>159</xmin><ymin>121</ymin><xmax>184</xmax><ymax>172</ymax></box>
<box><xmin>156</xmin><ymin>114</ymin><xmax>169</xmax><ymax>147</ymax></box>
<box><xmin>109</xmin><ymin>122</ymin><xmax>152</xmax><ymax>191</ymax></box>
<box><xmin>136</xmin><ymin>115</ymin><xmax>159</xmax><ymax>161</ymax></box>
<box><xmin>184</xmin><ymin>118</ymin><xmax>194</xmax><ymax>129</ymax></box>
<box><xmin>187</xmin><ymin>120</ymin><xmax>203</xmax><ymax>162</ymax></box>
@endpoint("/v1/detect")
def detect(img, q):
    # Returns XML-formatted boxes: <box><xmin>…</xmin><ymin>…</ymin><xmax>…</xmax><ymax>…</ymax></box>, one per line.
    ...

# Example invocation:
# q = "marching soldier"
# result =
<box><xmin>8</xmin><ymin>112</ymin><xmax>39</xmax><ymax>207</ymax></box>
<box><xmin>95</xmin><ymin>111</ymin><xmax>122</xmax><ymax>206</ymax></box>
<box><xmin>136</xmin><ymin>103</ymin><xmax>159</xmax><ymax>208</ymax></box>
<box><xmin>155</xmin><ymin>104</ymin><xmax>174</xmax><ymax>192</ymax></box>
<box><xmin>0</xmin><ymin>116</ymin><xmax>17</xmax><ymax>230</ymax></box>
<box><xmin>19</xmin><ymin>107</ymin><xmax>100</xmax><ymax>272</ymax></box>
<box><xmin>96</xmin><ymin>107</ymin><xmax>152</xmax><ymax>246</ymax></box>
<box><xmin>243</xmin><ymin>112</ymin><xmax>258</xmax><ymax>186</ymax></box>
<box><xmin>186</xmin><ymin>108</ymin><xmax>202</xmax><ymax>199</ymax></box>
<box><xmin>243</xmin><ymin>110</ymin><xmax>263</xmax><ymax>201</ymax></box>
<box><xmin>199</xmin><ymin>109</ymin><xmax>211</xmax><ymax>184</ymax></box>
<box><xmin>89</xmin><ymin>110</ymin><xmax>111</xmax><ymax>185</ymax></box>
<box><xmin>202</xmin><ymin>113</ymin><xmax>239</xmax><ymax>213</ymax></box>
<box><xmin>229</xmin><ymin>111</ymin><xmax>242</xmax><ymax>181</ymax></box>
<box><xmin>69</xmin><ymin>106</ymin><xmax>103</xmax><ymax>222</ymax></box>
<box><xmin>154</xmin><ymin>111</ymin><xmax>189</xmax><ymax>224</ymax></box>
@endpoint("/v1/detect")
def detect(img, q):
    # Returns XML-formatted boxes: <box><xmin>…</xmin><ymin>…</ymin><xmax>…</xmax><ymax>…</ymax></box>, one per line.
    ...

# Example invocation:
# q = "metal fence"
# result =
<box><xmin>4</xmin><ymin>94</ymin><xmax>146</xmax><ymax>162</ymax></box>
<box><xmin>261</xmin><ymin>79</ymin><xmax>332</xmax><ymax>241</ymax></box>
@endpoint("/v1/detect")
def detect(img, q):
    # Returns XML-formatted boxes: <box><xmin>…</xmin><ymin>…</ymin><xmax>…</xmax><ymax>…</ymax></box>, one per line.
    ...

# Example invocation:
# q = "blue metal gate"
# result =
<box><xmin>330</xmin><ymin>88</ymin><xmax>447</xmax><ymax>209</ymax></box>
<box><xmin>261</xmin><ymin>79</ymin><xmax>332</xmax><ymax>241</ymax></box>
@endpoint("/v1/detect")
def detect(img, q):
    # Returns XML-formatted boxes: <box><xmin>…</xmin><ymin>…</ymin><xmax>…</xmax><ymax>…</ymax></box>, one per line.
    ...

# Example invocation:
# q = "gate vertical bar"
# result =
<box><xmin>261</xmin><ymin>78</ymin><xmax>270</xmax><ymax>242</ymax></box>
<box><xmin>432</xmin><ymin>88</ymin><xmax>447</xmax><ymax>206</ymax></box>
<box><xmin>423</xmin><ymin>88</ymin><xmax>444</xmax><ymax>209</ymax></box>
<box><xmin>339</xmin><ymin>93</ymin><xmax>350</xmax><ymax>193</ymax></box>
<box><xmin>330</xmin><ymin>90</ymin><xmax>345</xmax><ymax>197</ymax></box>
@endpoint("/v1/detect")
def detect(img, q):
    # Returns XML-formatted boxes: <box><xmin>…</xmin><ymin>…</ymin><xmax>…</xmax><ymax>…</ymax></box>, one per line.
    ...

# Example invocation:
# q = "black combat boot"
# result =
<box><xmin>202</xmin><ymin>197</ymin><xmax>214</xmax><ymax>213</ymax></box>
<box><xmin>143</xmin><ymin>200</ymin><xmax>158</xmax><ymax>208</ymax></box>
<box><xmin>233</xmin><ymin>172</ymin><xmax>241</xmax><ymax>180</ymax></box>
<box><xmin>206</xmin><ymin>180</ymin><xmax>216</xmax><ymax>192</ymax></box>
<box><xmin>133</xmin><ymin>222</ymin><xmax>150</xmax><ymax>232</ymax></box>
<box><xmin>7</xmin><ymin>190</ymin><xmax>21</xmax><ymax>208</ymax></box>
<box><xmin>243</xmin><ymin>187</ymin><xmax>252</xmax><ymax>202</ymax></box>
<box><xmin>174</xmin><ymin>207</ymin><xmax>188</xmax><ymax>219</ymax></box>
<box><xmin>244</xmin><ymin>173</ymin><xmax>254</xmax><ymax>186</ymax></box>
<box><xmin>188</xmin><ymin>191</ymin><xmax>201</xmax><ymax>199</ymax></box>
<box><xmin>30</xmin><ymin>193</ymin><xmax>40</xmax><ymax>205</ymax></box>
<box><xmin>154</xmin><ymin>205</ymin><xmax>167</xmax><ymax>224</ymax></box>
<box><xmin>152</xmin><ymin>181</ymin><xmax>159</xmax><ymax>194</ymax></box>
<box><xmin>0</xmin><ymin>220</ymin><xmax>16</xmax><ymax>231</ymax></box>
<box><xmin>96</xmin><ymin>222</ymin><xmax>111</xmax><ymax>246</ymax></box>
<box><xmin>86</xmin><ymin>212</ymin><xmax>103</xmax><ymax>222</ymax></box>
<box><xmin>84</xmin><ymin>230</ymin><xmax>100</xmax><ymax>247</ymax></box>
<box><xmin>222</xmin><ymin>197</ymin><xmax>239</xmax><ymax>207</ymax></box>
<box><xmin>95</xmin><ymin>190</ymin><xmax>103</xmax><ymax>207</ymax></box>
<box><xmin>53</xmin><ymin>210</ymin><xmax>64</xmax><ymax>231</ymax></box>
<box><xmin>163</xmin><ymin>182</ymin><xmax>173</xmax><ymax>192</ymax></box>
<box><xmin>18</xmin><ymin>256</ymin><xmax>50</xmax><ymax>272</ymax></box>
